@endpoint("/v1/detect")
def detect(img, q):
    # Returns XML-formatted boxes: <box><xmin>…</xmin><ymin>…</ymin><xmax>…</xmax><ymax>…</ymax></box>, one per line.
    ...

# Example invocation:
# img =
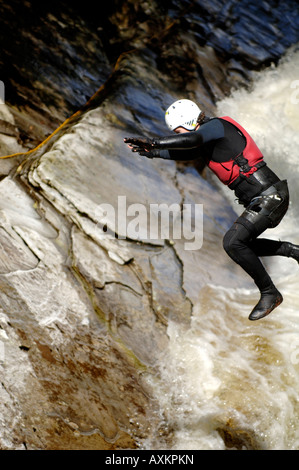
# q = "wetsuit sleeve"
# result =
<box><xmin>158</xmin><ymin>149</ymin><xmax>200</xmax><ymax>161</ymax></box>
<box><xmin>152</xmin><ymin>119</ymin><xmax>225</xmax><ymax>150</ymax></box>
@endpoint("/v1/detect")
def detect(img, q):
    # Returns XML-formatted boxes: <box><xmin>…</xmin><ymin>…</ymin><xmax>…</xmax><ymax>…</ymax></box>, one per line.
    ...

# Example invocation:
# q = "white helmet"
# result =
<box><xmin>165</xmin><ymin>99</ymin><xmax>202</xmax><ymax>131</ymax></box>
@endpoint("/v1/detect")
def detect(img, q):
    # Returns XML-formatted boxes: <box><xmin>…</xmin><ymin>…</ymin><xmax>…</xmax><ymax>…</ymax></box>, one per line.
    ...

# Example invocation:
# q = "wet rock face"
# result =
<box><xmin>0</xmin><ymin>0</ymin><xmax>298</xmax><ymax>450</ymax></box>
<box><xmin>0</xmin><ymin>0</ymin><xmax>111</xmax><ymax>149</ymax></box>
<box><xmin>1</xmin><ymin>0</ymin><xmax>298</xmax><ymax>150</ymax></box>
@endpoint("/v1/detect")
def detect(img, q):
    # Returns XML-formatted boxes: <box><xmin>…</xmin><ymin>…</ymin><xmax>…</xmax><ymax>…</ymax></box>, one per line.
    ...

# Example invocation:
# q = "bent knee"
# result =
<box><xmin>223</xmin><ymin>223</ymin><xmax>250</xmax><ymax>257</ymax></box>
<box><xmin>223</xmin><ymin>227</ymin><xmax>237</xmax><ymax>255</ymax></box>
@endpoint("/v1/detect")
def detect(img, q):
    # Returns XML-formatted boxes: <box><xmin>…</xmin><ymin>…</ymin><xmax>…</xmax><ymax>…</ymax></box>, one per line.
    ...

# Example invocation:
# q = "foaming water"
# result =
<box><xmin>144</xmin><ymin>47</ymin><xmax>299</xmax><ymax>450</ymax></box>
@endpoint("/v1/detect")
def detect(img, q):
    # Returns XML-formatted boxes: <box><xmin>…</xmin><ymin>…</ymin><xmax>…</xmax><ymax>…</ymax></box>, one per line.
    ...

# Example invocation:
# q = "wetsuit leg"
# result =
<box><xmin>223</xmin><ymin>180</ymin><xmax>290</xmax><ymax>291</ymax></box>
<box><xmin>250</xmin><ymin>238</ymin><xmax>299</xmax><ymax>261</ymax></box>
<box><xmin>248</xmin><ymin>238</ymin><xmax>284</xmax><ymax>257</ymax></box>
<box><xmin>223</xmin><ymin>218</ymin><xmax>273</xmax><ymax>291</ymax></box>
<box><xmin>223</xmin><ymin>181</ymin><xmax>289</xmax><ymax>320</ymax></box>
<box><xmin>223</xmin><ymin>218</ymin><xmax>284</xmax><ymax>320</ymax></box>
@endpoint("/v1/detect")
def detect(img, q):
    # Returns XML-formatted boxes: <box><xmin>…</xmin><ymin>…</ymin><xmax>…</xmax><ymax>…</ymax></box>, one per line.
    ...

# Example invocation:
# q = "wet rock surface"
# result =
<box><xmin>0</xmin><ymin>0</ymin><xmax>298</xmax><ymax>450</ymax></box>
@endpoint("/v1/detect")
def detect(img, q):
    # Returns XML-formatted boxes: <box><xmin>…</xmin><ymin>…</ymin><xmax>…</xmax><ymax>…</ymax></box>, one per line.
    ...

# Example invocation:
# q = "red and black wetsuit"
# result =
<box><xmin>150</xmin><ymin>117</ymin><xmax>290</xmax><ymax>295</ymax></box>
<box><xmin>156</xmin><ymin>116</ymin><xmax>281</xmax><ymax>206</ymax></box>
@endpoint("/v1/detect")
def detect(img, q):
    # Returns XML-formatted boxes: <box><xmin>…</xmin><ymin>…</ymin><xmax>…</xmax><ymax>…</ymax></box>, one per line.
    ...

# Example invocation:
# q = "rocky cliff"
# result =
<box><xmin>0</xmin><ymin>0</ymin><xmax>298</xmax><ymax>450</ymax></box>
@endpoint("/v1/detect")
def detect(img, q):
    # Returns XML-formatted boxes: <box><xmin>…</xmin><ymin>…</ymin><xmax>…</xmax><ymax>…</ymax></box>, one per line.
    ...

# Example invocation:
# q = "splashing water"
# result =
<box><xmin>143</xmin><ymin>47</ymin><xmax>299</xmax><ymax>450</ymax></box>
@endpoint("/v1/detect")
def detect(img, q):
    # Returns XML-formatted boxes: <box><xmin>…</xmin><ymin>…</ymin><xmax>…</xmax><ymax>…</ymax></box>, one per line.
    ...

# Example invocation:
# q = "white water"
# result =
<box><xmin>144</xmin><ymin>47</ymin><xmax>299</xmax><ymax>450</ymax></box>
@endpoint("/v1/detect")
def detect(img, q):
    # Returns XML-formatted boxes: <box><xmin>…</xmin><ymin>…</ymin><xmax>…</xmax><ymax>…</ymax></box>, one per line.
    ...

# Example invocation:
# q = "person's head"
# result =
<box><xmin>165</xmin><ymin>99</ymin><xmax>205</xmax><ymax>133</ymax></box>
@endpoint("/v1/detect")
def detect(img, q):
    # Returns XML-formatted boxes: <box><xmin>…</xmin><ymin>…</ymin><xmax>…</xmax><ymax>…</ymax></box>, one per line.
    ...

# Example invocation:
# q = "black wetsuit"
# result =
<box><xmin>148</xmin><ymin>118</ymin><xmax>290</xmax><ymax>295</ymax></box>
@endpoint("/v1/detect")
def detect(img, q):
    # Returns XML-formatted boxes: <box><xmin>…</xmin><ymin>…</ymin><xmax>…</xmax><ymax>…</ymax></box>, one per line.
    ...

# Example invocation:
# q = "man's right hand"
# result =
<box><xmin>124</xmin><ymin>137</ymin><xmax>160</xmax><ymax>158</ymax></box>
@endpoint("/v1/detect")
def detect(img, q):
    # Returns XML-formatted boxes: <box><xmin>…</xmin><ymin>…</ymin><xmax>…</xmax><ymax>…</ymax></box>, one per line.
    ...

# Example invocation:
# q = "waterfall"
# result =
<box><xmin>143</xmin><ymin>47</ymin><xmax>299</xmax><ymax>451</ymax></box>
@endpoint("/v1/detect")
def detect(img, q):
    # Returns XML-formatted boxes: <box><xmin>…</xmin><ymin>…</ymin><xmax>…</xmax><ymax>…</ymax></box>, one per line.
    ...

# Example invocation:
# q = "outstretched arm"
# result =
<box><xmin>148</xmin><ymin>148</ymin><xmax>202</xmax><ymax>161</ymax></box>
<box><xmin>124</xmin><ymin>129</ymin><xmax>204</xmax><ymax>153</ymax></box>
<box><xmin>124</xmin><ymin>119</ymin><xmax>224</xmax><ymax>159</ymax></box>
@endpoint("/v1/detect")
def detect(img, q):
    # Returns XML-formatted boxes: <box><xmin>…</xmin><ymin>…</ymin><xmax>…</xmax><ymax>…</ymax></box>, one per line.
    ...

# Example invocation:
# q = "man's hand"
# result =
<box><xmin>134</xmin><ymin>149</ymin><xmax>161</xmax><ymax>158</ymax></box>
<box><xmin>124</xmin><ymin>137</ymin><xmax>160</xmax><ymax>158</ymax></box>
<box><xmin>124</xmin><ymin>137</ymin><xmax>154</xmax><ymax>152</ymax></box>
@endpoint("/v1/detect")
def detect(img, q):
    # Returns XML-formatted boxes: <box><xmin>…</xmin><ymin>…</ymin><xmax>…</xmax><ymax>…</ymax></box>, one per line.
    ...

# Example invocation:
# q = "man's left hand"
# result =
<box><xmin>124</xmin><ymin>137</ymin><xmax>154</xmax><ymax>152</ymax></box>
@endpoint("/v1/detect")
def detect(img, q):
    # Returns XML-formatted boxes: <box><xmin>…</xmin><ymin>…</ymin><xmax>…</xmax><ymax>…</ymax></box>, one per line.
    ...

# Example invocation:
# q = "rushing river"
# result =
<box><xmin>143</xmin><ymin>47</ymin><xmax>299</xmax><ymax>451</ymax></box>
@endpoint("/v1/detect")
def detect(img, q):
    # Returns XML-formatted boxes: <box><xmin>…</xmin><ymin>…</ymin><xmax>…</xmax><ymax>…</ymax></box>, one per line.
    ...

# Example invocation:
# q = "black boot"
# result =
<box><xmin>284</xmin><ymin>242</ymin><xmax>299</xmax><ymax>263</ymax></box>
<box><xmin>249</xmin><ymin>285</ymin><xmax>283</xmax><ymax>321</ymax></box>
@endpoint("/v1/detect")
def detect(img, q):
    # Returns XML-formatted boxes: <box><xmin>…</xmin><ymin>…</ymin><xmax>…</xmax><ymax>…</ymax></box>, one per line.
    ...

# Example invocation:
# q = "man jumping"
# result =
<box><xmin>124</xmin><ymin>99</ymin><xmax>299</xmax><ymax>321</ymax></box>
